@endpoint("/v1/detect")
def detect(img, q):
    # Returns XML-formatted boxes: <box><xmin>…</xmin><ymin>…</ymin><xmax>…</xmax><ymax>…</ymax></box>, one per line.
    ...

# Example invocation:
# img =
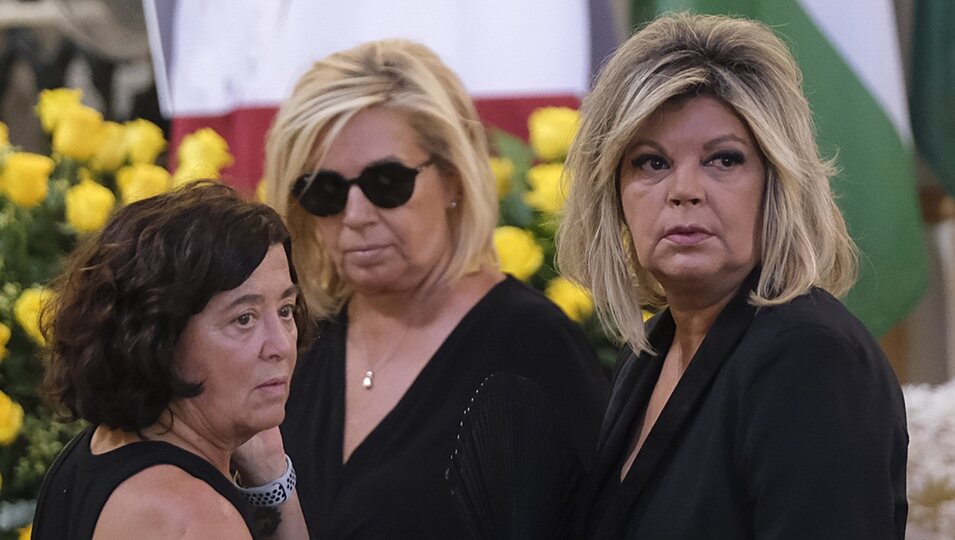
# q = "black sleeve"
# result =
<box><xmin>738</xmin><ymin>325</ymin><xmax>908</xmax><ymax>539</ymax></box>
<box><xmin>501</xmin><ymin>301</ymin><xmax>610</xmax><ymax>463</ymax></box>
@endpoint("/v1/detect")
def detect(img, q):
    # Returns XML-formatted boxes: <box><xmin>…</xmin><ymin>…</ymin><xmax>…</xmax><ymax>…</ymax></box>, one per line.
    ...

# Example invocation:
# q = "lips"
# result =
<box><xmin>663</xmin><ymin>224</ymin><xmax>713</xmax><ymax>246</ymax></box>
<box><xmin>344</xmin><ymin>244</ymin><xmax>387</xmax><ymax>254</ymax></box>
<box><xmin>342</xmin><ymin>243</ymin><xmax>391</xmax><ymax>265</ymax></box>
<box><xmin>255</xmin><ymin>378</ymin><xmax>288</xmax><ymax>396</ymax></box>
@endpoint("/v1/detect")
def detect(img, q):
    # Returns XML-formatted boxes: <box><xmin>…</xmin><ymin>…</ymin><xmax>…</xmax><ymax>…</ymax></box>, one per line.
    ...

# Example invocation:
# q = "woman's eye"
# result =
<box><xmin>278</xmin><ymin>304</ymin><xmax>295</xmax><ymax>319</ymax></box>
<box><xmin>708</xmin><ymin>151</ymin><xmax>745</xmax><ymax>168</ymax></box>
<box><xmin>235</xmin><ymin>313</ymin><xmax>254</xmax><ymax>326</ymax></box>
<box><xmin>631</xmin><ymin>154</ymin><xmax>668</xmax><ymax>171</ymax></box>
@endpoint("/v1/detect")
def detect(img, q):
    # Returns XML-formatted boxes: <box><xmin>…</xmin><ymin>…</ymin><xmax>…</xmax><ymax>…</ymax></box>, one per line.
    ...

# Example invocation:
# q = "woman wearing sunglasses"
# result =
<box><xmin>233</xmin><ymin>39</ymin><xmax>609</xmax><ymax>539</ymax></box>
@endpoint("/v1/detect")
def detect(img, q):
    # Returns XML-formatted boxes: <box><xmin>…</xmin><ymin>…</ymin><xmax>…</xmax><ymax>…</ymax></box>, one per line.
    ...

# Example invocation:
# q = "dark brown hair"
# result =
<box><xmin>41</xmin><ymin>181</ymin><xmax>311</xmax><ymax>432</ymax></box>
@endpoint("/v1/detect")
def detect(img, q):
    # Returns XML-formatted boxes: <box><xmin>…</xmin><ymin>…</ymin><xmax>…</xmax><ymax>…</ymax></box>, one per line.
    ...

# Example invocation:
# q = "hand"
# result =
<box><xmin>232</xmin><ymin>427</ymin><xmax>288</xmax><ymax>486</ymax></box>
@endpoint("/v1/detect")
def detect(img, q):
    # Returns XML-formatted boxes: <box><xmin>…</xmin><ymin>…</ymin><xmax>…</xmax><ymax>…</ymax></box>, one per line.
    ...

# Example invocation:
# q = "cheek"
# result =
<box><xmin>619</xmin><ymin>187</ymin><xmax>659</xmax><ymax>260</ymax></box>
<box><xmin>394</xmin><ymin>205</ymin><xmax>451</xmax><ymax>250</ymax></box>
<box><xmin>720</xmin><ymin>189</ymin><xmax>764</xmax><ymax>253</ymax></box>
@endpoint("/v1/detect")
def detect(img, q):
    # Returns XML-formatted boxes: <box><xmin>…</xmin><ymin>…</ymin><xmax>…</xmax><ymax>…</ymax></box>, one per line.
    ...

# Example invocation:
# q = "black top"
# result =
<box><xmin>32</xmin><ymin>426</ymin><xmax>252</xmax><ymax>539</ymax></box>
<box><xmin>282</xmin><ymin>275</ymin><xmax>609</xmax><ymax>539</ymax></box>
<box><xmin>578</xmin><ymin>272</ymin><xmax>908</xmax><ymax>539</ymax></box>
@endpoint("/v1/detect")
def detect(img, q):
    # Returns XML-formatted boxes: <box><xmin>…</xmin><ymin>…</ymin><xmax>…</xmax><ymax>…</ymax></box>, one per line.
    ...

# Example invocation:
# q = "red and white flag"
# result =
<box><xmin>144</xmin><ymin>0</ymin><xmax>616</xmax><ymax>192</ymax></box>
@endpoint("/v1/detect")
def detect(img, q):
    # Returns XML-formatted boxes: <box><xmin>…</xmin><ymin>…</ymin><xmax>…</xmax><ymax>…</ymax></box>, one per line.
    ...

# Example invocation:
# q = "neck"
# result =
<box><xmin>350</xmin><ymin>284</ymin><xmax>442</xmax><ymax>332</ymax></box>
<box><xmin>665</xmin><ymin>280</ymin><xmax>742</xmax><ymax>370</ymax></box>
<box><xmin>141</xmin><ymin>410</ymin><xmax>234</xmax><ymax>476</ymax></box>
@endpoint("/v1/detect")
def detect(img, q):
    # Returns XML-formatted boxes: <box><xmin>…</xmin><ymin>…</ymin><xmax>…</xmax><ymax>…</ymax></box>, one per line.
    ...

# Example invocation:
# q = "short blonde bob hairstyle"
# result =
<box><xmin>264</xmin><ymin>39</ymin><xmax>497</xmax><ymax>318</ymax></box>
<box><xmin>556</xmin><ymin>13</ymin><xmax>857</xmax><ymax>352</ymax></box>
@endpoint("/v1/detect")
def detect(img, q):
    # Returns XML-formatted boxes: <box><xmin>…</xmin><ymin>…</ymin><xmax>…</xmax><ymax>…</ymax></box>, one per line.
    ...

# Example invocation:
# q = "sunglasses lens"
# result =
<box><xmin>359</xmin><ymin>163</ymin><xmax>418</xmax><ymax>209</ymax></box>
<box><xmin>292</xmin><ymin>161</ymin><xmax>423</xmax><ymax>216</ymax></box>
<box><xmin>293</xmin><ymin>172</ymin><xmax>349</xmax><ymax>217</ymax></box>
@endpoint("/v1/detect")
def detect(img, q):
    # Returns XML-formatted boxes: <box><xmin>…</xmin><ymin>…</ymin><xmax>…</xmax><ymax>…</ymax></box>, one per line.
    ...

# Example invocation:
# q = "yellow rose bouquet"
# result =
<box><xmin>490</xmin><ymin>107</ymin><xmax>617</xmax><ymax>366</ymax></box>
<box><xmin>0</xmin><ymin>88</ymin><xmax>233</xmax><ymax>532</ymax></box>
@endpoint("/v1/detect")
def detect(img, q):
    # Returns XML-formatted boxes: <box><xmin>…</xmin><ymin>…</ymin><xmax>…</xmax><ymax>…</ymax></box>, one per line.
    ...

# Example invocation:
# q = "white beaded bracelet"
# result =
<box><xmin>236</xmin><ymin>454</ymin><xmax>297</xmax><ymax>507</ymax></box>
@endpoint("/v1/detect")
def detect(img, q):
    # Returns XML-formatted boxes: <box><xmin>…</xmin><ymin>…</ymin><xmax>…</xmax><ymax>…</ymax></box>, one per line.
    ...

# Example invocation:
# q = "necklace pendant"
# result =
<box><xmin>362</xmin><ymin>370</ymin><xmax>374</xmax><ymax>390</ymax></box>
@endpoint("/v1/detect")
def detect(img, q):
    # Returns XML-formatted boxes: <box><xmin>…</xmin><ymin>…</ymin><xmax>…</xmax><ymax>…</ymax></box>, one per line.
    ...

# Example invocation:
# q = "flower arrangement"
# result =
<box><xmin>490</xmin><ymin>107</ymin><xmax>618</xmax><ymax>365</ymax></box>
<box><xmin>0</xmin><ymin>88</ymin><xmax>233</xmax><ymax>538</ymax></box>
<box><xmin>904</xmin><ymin>379</ymin><xmax>955</xmax><ymax>539</ymax></box>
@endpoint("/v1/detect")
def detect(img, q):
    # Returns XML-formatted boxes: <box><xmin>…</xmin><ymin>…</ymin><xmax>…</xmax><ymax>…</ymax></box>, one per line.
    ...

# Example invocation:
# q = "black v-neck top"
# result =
<box><xmin>282</xmin><ymin>276</ymin><xmax>609</xmax><ymax>539</ymax></box>
<box><xmin>579</xmin><ymin>273</ymin><xmax>908</xmax><ymax>539</ymax></box>
<box><xmin>32</xmin><ymin>426</ymin><xmax>252</xmax><ymax>539</ymax></box>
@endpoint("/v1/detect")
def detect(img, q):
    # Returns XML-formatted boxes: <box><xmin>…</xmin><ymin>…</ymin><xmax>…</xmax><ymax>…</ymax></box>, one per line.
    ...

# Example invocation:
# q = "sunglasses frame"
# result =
<box><xmin>291</xmin><ymin>157</ymin><xmax>435</xmax><ymax>217</ymax></box>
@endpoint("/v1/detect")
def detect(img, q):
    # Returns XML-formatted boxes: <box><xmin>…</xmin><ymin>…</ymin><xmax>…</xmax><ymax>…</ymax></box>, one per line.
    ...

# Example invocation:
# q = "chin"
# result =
<box><xmin>243</xmin><ymin>409</ymin><xmax>286</xmax><ymax>434</ymax></box>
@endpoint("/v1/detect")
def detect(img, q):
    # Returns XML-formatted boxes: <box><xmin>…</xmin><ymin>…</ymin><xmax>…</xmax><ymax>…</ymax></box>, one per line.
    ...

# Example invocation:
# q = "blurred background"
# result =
<box><xmin>3</xmin><ymin>0</ymin><xmax>946</xmax><ymax>381</ymax></box>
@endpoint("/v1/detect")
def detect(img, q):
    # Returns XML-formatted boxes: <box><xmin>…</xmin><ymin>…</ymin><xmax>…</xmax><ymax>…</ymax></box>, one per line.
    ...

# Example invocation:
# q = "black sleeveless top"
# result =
<box><xmin>32</xmin><ymin>426</ymin><xmax>253</xmax><ymax>539</ymax></box>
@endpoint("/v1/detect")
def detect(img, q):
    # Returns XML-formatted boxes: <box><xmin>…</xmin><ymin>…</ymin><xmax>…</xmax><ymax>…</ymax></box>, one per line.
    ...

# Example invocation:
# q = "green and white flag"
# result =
<box><xmin>631</xmin><ymin>0</ymin><xmax>929</xmax><ymax>337</ymax></box>
<box><xmin>910</xmin><ymin>0</ymin><xmax>955</xmax><ymax>198</ymax></box>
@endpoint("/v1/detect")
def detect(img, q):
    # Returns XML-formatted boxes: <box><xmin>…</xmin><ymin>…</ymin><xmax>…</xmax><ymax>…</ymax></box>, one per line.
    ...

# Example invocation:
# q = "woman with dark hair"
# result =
<box><xmin>32</xmin><ymin>182</ymin><xmax>312</xmax><ymax>539</ymax></box>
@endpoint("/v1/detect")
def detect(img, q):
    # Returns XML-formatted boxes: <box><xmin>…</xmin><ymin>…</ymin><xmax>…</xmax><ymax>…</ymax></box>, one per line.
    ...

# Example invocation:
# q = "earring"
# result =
<box><xmin>448</xmin><ymin>200</ymin><xmax>458</xmax><ymax>209</ymax></box>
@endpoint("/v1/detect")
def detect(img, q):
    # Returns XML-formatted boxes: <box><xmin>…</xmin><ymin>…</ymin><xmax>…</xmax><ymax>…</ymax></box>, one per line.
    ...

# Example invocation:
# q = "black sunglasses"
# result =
<box><xmin>291</xmin><ymin>158</ymin><xmax>434</xmax><ymax>217</ymax></box>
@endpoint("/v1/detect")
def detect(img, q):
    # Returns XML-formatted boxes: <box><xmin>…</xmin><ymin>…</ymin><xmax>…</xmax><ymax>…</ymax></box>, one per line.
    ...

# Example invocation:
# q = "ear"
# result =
<box><xmin>438</xmin><ymin>166</ymin><xmax>463</xmax><ymax>208</ymax></box>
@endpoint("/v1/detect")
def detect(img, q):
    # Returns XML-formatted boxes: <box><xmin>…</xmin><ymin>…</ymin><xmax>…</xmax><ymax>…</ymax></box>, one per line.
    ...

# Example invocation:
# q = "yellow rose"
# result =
<box><xmin>2</xmin><ymin>152</ymin><xmax>53</xmax><ymax>208</ymax></box>
<box><xmin>65</xmin><ymin>177</ymin><xmax>116</xmax><ymax>233</ymax></box>
<box><xmin>0</xmin><ymin>322</ymin><xmax>10</xmax><ymax>360</ymax></box>
<box><xmin>35</xmin><ymin>88</ymin><xmax>83</xmax><ymax>133</ymax></box>
<box><xmin>124</xmin><ymin>119</ymin><xmax>166</xmax><ymax>164</ymax></box>
<box><xmin>0</xmin><ymin>390</ymin><xmax>24</xmax><ymax>445</ymax></box>
<box><xmin>14</xmin><ymin>287</ymin><xmax>52</xmax><ymax>346</ymax></box>
<box><xmin>524</xmin><ymin>163</ymin><xmax>566</xmax><ymax>214</ymax></box>
<box><xmin>494</xmin><ymin>226</ymin><xmax>544</xmax><ymax>281</ymax></box>
<box><xmin>177</xmin><ymin>128</ymin><xmax>233</xmax><ymax>172</ymax></box>
<box><xmin>89</xmin><ymin>121</ymin><xmax>127</xmax><ymax>172</ymax></box>
<box><xmin>116</xmin><ymin>163</ymin><xmax>171</xmax><ymax>204</ymax></box>
<box><xmin>545</xmin><ymin>277</ymin><xmax>593</xmax><ymax>323</ymax></box>
<box><xmin>53</xmin><ymin>105</ymin><xmax>105</xmax><ymax>161</ymax></box>
<box><xmin>18</xmin><ymin>523</ymin><xmax>30</xmax><ymax>540</ymax></box>
<box><xmin>527</xmin><ymin>107</ymin><xmax>579</xmax><ymax>161</ymax></box>
<box><xmin>255</xmin><ymin>178</ymin><xmax>268</xmax><ymax>203</ymax></box>
<box><xmin>489</xmin><ymin>157</ymin><xmax>513</xmax><ymax>198</ymax></box>
<box><xmin>172</xmin><ymin>162</ymin><xmax>220</xmax><ymax>189</ymax></box>
<box><xmin>0</xmin><ymin>121</ymin><xmax>9</xmax><ymax>146</ymax></box>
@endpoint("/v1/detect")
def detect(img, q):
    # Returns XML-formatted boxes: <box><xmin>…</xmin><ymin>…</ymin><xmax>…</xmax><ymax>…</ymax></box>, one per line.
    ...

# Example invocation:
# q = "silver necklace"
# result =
<box><xmin>362</xmin><ymin>370</ymin><xmax>375</xmax><ymax>389</ymax></box>
<box><xmin>352</xmin><ymin>288</ymin><xmax>434</xmax><ymax>390</ymax></box>
<box><xmin>354</xmin><ymin>318</ymin><xmax>413</xmax><ymax>391</ymax></box>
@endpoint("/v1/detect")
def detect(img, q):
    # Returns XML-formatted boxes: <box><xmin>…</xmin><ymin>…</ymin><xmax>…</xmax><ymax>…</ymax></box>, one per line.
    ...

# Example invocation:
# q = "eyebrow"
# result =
<box><xmin>701</xmin><ymin>134</ymin><xmax>749</xmax><ymax>150</ymax></box>
<box><xmin>314</xmin><ymin>155</ymin><xmax>408</xmax><ymax>175</ymax></box>
<box><xmin>222</xmin><ymin>285</ymin><xmax>300</xmax><ymax>312</ymax></box>
<box><xmin>626</xmin><ymin>140</ymin><xmax>666</xmax><ymax>154</ymax></box>
<box><xmin>628</xmin><ymin>134</ymin><xmax>749</xmax><ymax>153</ymax></box>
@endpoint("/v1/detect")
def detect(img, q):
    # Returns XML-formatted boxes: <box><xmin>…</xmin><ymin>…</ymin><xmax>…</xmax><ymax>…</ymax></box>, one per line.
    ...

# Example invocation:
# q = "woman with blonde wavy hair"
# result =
<box><xmin>233</xmin><ymin>38</ymin><xmax>608</xmax><ymax>539</ymax></box>
<box><xmin>557</xmin><ymin>13</ymin><xmax>907</xmax><ymax>539</ymax></box>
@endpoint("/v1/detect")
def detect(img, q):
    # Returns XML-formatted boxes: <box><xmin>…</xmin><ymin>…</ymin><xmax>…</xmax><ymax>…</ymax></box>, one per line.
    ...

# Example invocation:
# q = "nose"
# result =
<box><xmin>340</xmin><ymin>184</ymin><xmax>377</xmax><ymax>228</ymax></box>
<box><xmin>260</xmin><ymin>313</ymin><xmax>296</xmax><ymax>362</ymax></box>
<box><xmin>667</xmin><ymin>166</ymin><xmax>705</xmax><ymax>207</ymax></box>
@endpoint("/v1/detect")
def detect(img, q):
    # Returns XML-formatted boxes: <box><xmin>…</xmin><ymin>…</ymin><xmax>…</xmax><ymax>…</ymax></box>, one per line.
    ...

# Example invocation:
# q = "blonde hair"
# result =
<box><xmin>556</xmin><ymin>13</ymin><xmax>858</xmax><ymax>352</ymax></box>
<box><xmin>264</xmin><ymin>39</ymin><xmax>498</xmax><ymax>318</ymax></box>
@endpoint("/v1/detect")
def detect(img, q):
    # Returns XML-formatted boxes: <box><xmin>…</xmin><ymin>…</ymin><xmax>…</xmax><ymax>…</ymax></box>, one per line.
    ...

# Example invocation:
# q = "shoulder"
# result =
<box><xmin>745</xmin><ymin>288</ymin><xmax>880</xmax><ymax>362</ymax></box>
<box><xmin>94</xmin><ymin>465</ymin><xmax>250</xmax><ymax>539</ymax></box>
<box><xmin>730</xmin><ymin>288</ymin><xmax>904</xmax><ymax>420</ymax></box>
<box><xmin>481</xmin><ymin>276</ymin><xmax>583</xmax><ymax>334</ymax></box>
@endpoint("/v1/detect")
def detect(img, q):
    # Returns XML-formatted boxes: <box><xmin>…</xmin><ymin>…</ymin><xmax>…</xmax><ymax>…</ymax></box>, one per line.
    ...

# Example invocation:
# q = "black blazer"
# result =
<box><xmin>578</xmin><ymin>275</ymin><xmax>908</xmax><ymax>539</ymax></box>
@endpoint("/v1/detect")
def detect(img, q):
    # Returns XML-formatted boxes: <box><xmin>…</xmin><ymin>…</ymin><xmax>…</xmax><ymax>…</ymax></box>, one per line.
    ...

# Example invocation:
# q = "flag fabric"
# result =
<box><xmin>910</xmin><ymin>0</ymin><xmax>955</xmax><ymax>198</ymax></box>
<box><xmin>143</xmin><ymin>0</ymin><xmax>613</xmax><ymax>194</ymax></box>
<box><xmin>629</xmin><ymin>0</ymin><xmax>929</xmax><ymax>337</ymax></box>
